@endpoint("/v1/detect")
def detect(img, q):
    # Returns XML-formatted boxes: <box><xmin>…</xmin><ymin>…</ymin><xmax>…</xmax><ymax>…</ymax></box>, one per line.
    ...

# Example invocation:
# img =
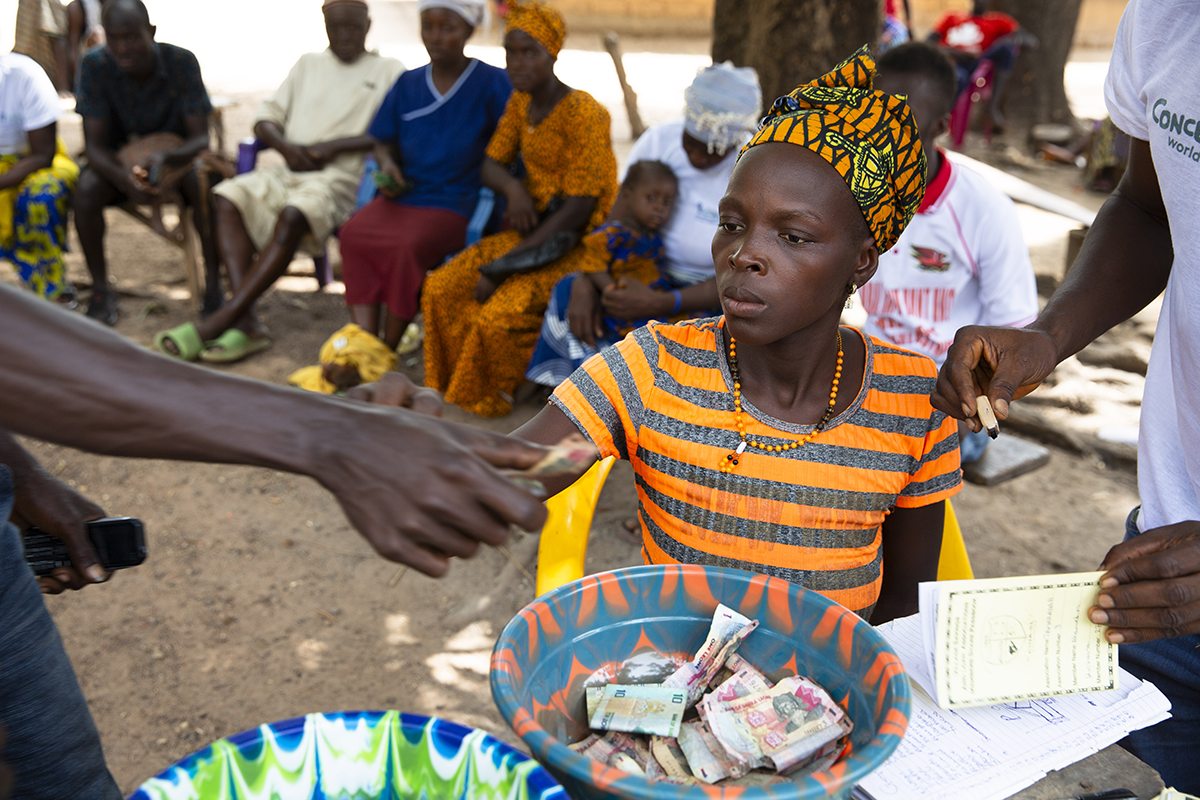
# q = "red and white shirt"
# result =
<box><xmin>932</xmin><ymin>11</ymin><xmax>1019</xmax><ymax>57</ymax></box>
<box><xmin>861</xmin><ymin>151</ymin><xmax>1038</xmax><ymax>366</ymax></box>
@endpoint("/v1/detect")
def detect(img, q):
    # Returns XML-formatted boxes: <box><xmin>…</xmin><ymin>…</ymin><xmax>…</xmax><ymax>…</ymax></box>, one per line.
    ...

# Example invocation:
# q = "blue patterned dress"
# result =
<box><xmin>525</xmin><ymin>220</ymin><xmax>670</xmax><ymax>388</ymax></box>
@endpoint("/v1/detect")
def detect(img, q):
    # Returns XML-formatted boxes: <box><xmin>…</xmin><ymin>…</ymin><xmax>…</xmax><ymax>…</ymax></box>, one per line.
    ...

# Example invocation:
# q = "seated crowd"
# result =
<box><xmin>1</xmin><ymin>0</ymin><xmax>1037</xmax><ymax>427</ymax></box>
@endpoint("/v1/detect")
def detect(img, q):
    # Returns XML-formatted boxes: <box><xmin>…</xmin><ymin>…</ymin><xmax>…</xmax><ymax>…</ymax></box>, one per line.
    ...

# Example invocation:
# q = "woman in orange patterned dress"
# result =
<box><xmin>420</xmin><ymin>1</ymin><xmax>617</xmax><ymax>417</ymax></box>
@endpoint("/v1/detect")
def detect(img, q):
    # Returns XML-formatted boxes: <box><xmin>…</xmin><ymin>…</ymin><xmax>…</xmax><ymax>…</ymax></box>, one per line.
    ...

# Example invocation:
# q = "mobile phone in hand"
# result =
<box><xmin>22</xmin><ymin>517</ymin><xmax>147</xmax><ymax>577</ymax></box>
<box><xmin>373</xmin><ymin>170</ymin><xmax>412</xmax><ymax>196</ymax></box>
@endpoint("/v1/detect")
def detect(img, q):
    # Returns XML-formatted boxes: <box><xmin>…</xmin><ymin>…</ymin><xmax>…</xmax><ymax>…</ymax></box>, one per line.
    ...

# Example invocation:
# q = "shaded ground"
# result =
<box><xmin>1</xmin><ymin>12</ymin><xmax>1146</xmax><ymax>792</ymax></box>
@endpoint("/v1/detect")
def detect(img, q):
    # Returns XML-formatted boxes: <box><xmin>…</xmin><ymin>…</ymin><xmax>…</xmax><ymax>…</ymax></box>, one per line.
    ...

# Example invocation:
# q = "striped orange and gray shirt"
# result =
<box><xmin>551</xmin><ymin>317</ymin><xmax>962</xmax><ymax>617</ymax></box>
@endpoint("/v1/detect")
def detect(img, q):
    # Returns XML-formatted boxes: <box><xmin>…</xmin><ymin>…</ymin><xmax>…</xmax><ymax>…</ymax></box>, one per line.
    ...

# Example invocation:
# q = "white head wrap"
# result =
<box><xmin>417</xmin><ymin>0</ymin><xmax>485</xmax><ymax>27</ymax></box>
<box><xmin>683</xmin><ymin>61</ymin><xmax>763</xmax><ymax>155</ymax></box>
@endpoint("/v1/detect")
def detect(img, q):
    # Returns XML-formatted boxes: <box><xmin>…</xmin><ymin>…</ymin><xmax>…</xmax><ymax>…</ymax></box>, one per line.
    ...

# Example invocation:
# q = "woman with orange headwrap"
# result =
<box><xmin>420</xmin><ymin>0</ymin><xmax>617</xmax><ymax>418</ymax></box>
<box><xmin>514</xmin><ymin>46</ymin><xmax>961</xmax><ymax>624</ymax></box>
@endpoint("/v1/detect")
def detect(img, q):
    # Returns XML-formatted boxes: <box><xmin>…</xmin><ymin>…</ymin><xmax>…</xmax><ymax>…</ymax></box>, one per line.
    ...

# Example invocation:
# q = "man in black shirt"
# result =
<box><xmin>73</xmin><ymin>0</ymin><xmax>220</xmax><ymax>324</ymax></box>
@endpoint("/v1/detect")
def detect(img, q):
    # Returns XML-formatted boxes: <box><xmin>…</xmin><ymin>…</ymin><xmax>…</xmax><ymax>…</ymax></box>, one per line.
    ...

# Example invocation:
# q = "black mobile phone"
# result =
<box><xmin>22</xmin><ymin>517</ymin><xmax>147</xmax><ymax>577</ymax></box>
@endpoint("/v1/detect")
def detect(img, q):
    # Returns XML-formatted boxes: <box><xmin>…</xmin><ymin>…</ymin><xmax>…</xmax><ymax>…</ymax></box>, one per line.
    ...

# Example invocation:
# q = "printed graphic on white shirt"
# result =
<box><xmin>862</xmin><ymin>155</ymin><xmax>1037</xmax><ymax>366</ymax></box>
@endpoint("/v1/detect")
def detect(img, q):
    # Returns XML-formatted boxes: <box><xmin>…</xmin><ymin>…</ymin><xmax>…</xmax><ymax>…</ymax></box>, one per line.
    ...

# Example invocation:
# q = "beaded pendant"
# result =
<box><xmin>719</xmin><ymin>330</ymin><xmax>843</xmax><ymax>473</ymax></box>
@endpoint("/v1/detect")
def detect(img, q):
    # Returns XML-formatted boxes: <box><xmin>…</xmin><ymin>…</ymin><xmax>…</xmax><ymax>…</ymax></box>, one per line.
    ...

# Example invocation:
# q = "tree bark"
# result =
<box><xmin>712</xmin><ymin>0</ymin><xmax>880</xmax><ymax>109</ymax></box>
<box><xmin>1002</xmin><ymin>0</ymin><xmax>1085</xmax><ymax>131</ymax></box>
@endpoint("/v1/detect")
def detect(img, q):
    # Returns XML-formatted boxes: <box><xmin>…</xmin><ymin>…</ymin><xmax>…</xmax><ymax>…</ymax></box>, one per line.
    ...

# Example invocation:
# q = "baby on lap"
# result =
<box><xmin>526</xmin><ymin>160</ymin><xmax>680</xmax><ymax>387</ymax></box>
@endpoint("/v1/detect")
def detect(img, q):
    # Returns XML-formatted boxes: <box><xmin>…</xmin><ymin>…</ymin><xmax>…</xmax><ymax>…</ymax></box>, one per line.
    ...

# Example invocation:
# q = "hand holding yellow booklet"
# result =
<box><xmin>920</xmin><ymin>571</ymin><xmax>1118</xmax><ymax>709</ymax></box>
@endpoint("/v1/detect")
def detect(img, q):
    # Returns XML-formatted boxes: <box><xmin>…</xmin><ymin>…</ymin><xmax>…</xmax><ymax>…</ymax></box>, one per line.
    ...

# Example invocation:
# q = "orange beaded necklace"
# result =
<box><xmin>720</xmin><ymin>329</ymin><xmax>844</xmax><ymax>473</ymax></box>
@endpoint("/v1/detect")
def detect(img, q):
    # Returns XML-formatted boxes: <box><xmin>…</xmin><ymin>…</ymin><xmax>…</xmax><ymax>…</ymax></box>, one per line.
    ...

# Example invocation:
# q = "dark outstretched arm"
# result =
<box><xmin>932</xmin><ymin>137</ymin><xmax>1200</xmax><ymax>646</ymax></box>
<box><xmin>932</xmin><ymin>138</ymin><xmax>1170</xmax><ymax>423</ymax></box>
<box><xmin>0</xmin><ymin>285</ymin><xmax>551</xmax><ymax>577</ymax></box>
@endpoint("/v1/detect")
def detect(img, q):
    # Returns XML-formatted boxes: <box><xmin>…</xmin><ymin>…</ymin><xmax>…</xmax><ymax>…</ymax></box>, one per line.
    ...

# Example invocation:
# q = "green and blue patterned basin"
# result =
<box><xmin>128</xmin><ymin>711</ymin><xmax>565</xmax><ymax>800</ymax></box>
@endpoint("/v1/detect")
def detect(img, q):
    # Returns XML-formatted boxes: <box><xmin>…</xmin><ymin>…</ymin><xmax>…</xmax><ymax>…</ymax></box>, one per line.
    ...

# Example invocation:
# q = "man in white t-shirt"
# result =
<box><xmin>866</xmin><ymin>42</ymin><xmax>1037</xmax><ymax>462</ymax></box>
<box><xmin>0</xmin><ymin>52</ymin><xmax>79</xmax><ymax>304</ymax></box>
<box><xmin>598</xmin><ymin>61</ymin><xmax>761</xmax><ymax>321</ymax></box>
<box><xmin>934</xmin><ymin>0</ymin><xmax>1200</xmax><ymax>789</ymax></box>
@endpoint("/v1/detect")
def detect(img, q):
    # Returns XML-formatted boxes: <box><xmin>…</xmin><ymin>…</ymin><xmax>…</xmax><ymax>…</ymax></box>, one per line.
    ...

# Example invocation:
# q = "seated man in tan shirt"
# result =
<box><xmin>155</xmin><ymin>0</ymin><xmax>402</xmax><ymax>363</ymax></box>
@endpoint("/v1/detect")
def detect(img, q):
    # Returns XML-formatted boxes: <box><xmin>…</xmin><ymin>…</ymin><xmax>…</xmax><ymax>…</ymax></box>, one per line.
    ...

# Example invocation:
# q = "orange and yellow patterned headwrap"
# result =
<box><xmin>506</xmin><ymin>1</ymin><xmax>567</xmax><ymax>58</ymax></box>
<box><xmin>741</xmin><ymin>45</ymin><xmax>925</xmax><ymax>253</ymax></box>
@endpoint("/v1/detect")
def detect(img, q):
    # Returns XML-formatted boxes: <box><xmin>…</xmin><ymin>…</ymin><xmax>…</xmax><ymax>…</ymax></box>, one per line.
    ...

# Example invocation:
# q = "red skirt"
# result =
<box><xmin>340</xmin><ymin>198</ymin><xmax>469</xmax><ymax>320</ymax></box>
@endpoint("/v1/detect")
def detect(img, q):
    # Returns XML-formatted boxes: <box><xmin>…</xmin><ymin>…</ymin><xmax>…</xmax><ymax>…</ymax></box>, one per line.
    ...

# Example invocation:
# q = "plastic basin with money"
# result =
<box><xmin>128</xmin><ymin>710</ymin><xmax>566</xmax><ymax>800</ymax></box>
<box><xmin>490</xmin><ymin>565</ymin><xmax>910</xmax><ymax>800</ymax></box>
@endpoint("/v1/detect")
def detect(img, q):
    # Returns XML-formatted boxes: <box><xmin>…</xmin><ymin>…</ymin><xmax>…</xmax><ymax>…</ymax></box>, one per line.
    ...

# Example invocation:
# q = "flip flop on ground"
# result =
<box><xmin>199</xmin><ymin>329</ymin><xmax>272</xmax><ymax>364</ymax></box>
<box><xmin>154</xmin><ymin>322</ymin><xmax>205</xmax><ymax>361</ymax></box>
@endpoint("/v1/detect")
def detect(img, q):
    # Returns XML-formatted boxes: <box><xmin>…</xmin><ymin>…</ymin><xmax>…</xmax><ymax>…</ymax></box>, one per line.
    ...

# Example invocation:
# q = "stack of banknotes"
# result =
<box><xmin>569</xmin><ymin>604</ymin><xmax>852</xmax><ymax>785</ymax></box>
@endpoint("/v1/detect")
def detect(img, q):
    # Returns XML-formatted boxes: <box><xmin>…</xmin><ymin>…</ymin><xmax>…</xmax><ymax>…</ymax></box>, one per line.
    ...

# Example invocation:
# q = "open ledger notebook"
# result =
<box><xmin>853</xmin><ymin>612</ymin><xmax>1171</xmax><ymax>800</ymax></box>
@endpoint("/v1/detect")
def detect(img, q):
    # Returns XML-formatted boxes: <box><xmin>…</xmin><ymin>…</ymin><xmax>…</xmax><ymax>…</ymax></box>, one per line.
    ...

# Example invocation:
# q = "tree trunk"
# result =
<box><xmin>1002</xmin><ymin>0</ymin><xmax>1085</xmax><ymax>132</ymax></box>
<box><xmin>712</xmin><ymin>0</ymin><xmax>880</xmax><ymax>109</ymax></box>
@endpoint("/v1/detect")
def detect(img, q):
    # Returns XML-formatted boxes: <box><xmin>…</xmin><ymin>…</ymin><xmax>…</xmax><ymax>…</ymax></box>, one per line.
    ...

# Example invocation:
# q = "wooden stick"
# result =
<box><xmin>499</xmin><ymin>544</ymin><xmax>537</xmax><ymax>586</ymax></box>
<box><xmin>603</xmin><ymin>32</ymin><xmax>646</xmax><ymax>140</ymax></box>
<box><xmin>976</xmin><ymin>395</ymin><xmax>1000</xmax><ymax>439</ymax></box>
<box><xmin>388</xmin><ymin>566</ymin><xmax>407</xmax><ymax>587</ymax></box>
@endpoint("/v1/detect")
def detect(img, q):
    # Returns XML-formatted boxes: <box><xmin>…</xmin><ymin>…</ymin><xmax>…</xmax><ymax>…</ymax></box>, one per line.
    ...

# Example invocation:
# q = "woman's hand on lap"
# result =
<box><xmin>379</xmin><ymin>162</ymin><xmax>407</xmax><ymax>199</ymax></box>
<box><xmin>601</xmin><ymin>278</ymin><xmax>668</xmax><ymax>321</ymax></box>
<box><xmin>474</xmin><ymin>274</ymin><xmax>498</xmax><ymax>304</ymax></box>
<box><xmin>568</xmin><ymin>276</ymin><xmax>602</xmax><ymax>347</ymax></box>
<box><xmin>504</xmin><ymin>187</ymin><xmax>539</xmax><ymax>233</ymax></box>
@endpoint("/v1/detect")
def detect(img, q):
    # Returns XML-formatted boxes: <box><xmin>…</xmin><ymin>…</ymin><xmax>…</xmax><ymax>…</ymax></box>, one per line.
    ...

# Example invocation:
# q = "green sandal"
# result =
<box><xmin>199</xmin><ymin>329</ymin><xmax>273</xmax><ymax>364</ymax></box>
<box><xmin>154</xmin><ymin>322</ymin><xmax>205</xmax><ymax>361</ymax></box>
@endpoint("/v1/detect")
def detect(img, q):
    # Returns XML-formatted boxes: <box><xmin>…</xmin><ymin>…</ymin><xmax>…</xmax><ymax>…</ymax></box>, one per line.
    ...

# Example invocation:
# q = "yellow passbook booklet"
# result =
<box><xmin>919</xmin><ymin>571</ymin><xmax>1118</xmax><ymax>709</ymax></box>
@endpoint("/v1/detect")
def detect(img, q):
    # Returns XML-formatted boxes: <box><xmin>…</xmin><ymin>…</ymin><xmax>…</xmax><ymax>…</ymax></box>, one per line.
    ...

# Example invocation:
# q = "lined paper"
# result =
<box><xmin>854</xmin><ymin>614</ymin><xmax>1171</xmax><ymax>800</ymax></box>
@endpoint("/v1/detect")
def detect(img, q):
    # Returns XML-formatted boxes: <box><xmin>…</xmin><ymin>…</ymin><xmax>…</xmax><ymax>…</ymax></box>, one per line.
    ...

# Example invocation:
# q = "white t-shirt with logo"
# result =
<box><xmin>0</xmin><ymin>53</ymin><xmax>61</xmax><ymax>156</ymax></box>
<box><xmin>623</xmin><ymin>119</ymin><xmax>742</xmax><ymax>286</ymax></box>
<box><xmin>861</xmin><ymin>153</ymin><xmax>1038</xmax><ymax>366</ymax></box>
<box><xmin>1107</xmin><ymin>0</ymin><xmax>1200</xmax><ymax>531</ymax></box>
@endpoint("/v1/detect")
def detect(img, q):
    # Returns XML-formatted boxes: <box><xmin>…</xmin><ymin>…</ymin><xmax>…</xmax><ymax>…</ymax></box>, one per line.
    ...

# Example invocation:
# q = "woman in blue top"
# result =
<box><xmin>340</xmin><ymin>0</ymin><xmax>511</xmax><ymax>349</ymax></box>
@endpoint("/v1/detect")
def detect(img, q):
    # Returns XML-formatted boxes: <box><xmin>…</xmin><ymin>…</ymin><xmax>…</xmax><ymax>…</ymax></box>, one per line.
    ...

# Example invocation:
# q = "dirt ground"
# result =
<box><xmin>3</xmin><ymin>36</ymin><xmax>1149</xmax><ymax>796</ymax></box>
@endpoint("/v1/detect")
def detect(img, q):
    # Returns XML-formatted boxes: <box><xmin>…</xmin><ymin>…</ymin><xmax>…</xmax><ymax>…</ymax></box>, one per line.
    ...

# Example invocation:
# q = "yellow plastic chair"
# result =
<box><xmin>535</xmin><ymin>456</ymin><xmax>616</xmax><ymax>597</ymax></box>
<box><xmin>534</xmin><ymin>462</ymin><xmax>973</xmax><ymax>594</ymax></box>
<box><xmin>937</xmin><ymin>500</ymin><xmax>974</xmax><ymax>580</ymax></box>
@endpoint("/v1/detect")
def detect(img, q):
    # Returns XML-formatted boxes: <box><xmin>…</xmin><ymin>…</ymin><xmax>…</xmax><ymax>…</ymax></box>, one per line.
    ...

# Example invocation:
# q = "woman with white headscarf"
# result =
<box><xmin>340</xmin><ymin>0</ymin><xmax>511</xmax><ymax>350</ymax></box>
<box><xmin>526</xmin><ymin>62</ymin><xmax>760</xmax><ymax>387</ymax></box>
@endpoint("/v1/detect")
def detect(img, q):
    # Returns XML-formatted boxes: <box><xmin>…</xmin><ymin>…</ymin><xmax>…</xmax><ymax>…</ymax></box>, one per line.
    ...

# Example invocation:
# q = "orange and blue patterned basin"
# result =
<box><xmin>128</xmin><ymin>711</ymin><xmax>565</xmax><ymax>800</ymax></box>
<box><xmin>489</xmin><ymin>565</ymin><xmax>910</xmax><ymax>800</ymax></box>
